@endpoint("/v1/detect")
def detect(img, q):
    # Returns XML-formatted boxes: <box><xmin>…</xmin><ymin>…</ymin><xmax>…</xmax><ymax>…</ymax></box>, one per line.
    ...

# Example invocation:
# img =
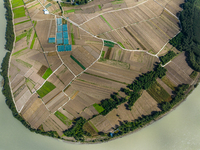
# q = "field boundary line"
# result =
<box><xmin>153</xmin><ymin>0</ymin><xmax>179</xmax><ymax>20</ymax></box>
<box><xmin>79</xmin><ymin>0</ymin><xmax>149</xmax><ymax>26</ymax></box>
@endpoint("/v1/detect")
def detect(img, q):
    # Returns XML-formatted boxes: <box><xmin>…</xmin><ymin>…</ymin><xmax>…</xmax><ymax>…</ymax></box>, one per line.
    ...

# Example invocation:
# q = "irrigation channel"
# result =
<box><xmin>0</xmin><ymin>1</ymin><xmax>200</xmax><ymax>150</ymax></box>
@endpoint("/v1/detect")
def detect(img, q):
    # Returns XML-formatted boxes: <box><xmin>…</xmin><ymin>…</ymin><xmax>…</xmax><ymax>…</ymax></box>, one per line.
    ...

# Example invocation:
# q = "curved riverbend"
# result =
<box><xmin>1</xmin><ymin>0</ymin><xmax>200</xmax><ymax>149</ymax></box>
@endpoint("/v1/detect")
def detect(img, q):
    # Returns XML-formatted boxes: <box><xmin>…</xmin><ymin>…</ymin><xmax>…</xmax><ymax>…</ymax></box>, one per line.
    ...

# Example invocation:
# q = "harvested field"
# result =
<box><xmin>165</xmin><ymin>61</ymin><xmax>193</xmax><ymax>86</ymax></box>
<box><xmin>37</xmin><ymin>65</ymin><xmax>48</xmax><ymax>77</ymax></box>
<box><xmin>54</xmin><ymin>65</ymin><xmax>75</xmax><ymax>86</ymax></box>
<box><xmin>59</xmin><ymin>52</ymin><xmax>84</xmax><ymax>75</ymax></box>
<box><xmin>66</xmin><ymin>80</ymin><xmax>116</xmax><ymax>100</ymax></box>
<box><xmin>90</xmin><ymin>115</ymin><xmax>113</xmax><ymax>133</ymax></box>
<box><xmin>21</xmin><ymin>94</ymin><xmax>50</xmax><ymax>129</ymax></box>
<box><xmin>46</xmin><ymin>92</ymin><xmax>69</xmax><ymax>113</ymax></box>
<box><xmin>171</xmin><ymin>52</ymin><xmax>193</xmax><ymax>76</ymax></box>
<box><xmin>77</xmin><ymin>72</ymin><xmax>127</xmax><ymax>90</ymax></box>
<box><xmin>35</xmin><ymin>20</ymin><xmax>56</xmax><ymax>52</ymax></box>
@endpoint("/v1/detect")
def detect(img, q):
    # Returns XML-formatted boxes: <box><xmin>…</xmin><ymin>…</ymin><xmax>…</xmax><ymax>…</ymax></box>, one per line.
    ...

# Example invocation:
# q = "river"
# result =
<box><xmin>0</xmin><ymin>1</ymin><xmax>200</xmax><ymax>150</ymax></box>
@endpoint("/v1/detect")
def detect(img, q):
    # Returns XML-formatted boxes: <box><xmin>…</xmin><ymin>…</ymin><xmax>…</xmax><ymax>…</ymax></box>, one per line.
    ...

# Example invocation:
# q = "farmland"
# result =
<box><xmin>6</xmin><ymin>0</ymin><xmax>196</xmax><ymax>143</ymax></box>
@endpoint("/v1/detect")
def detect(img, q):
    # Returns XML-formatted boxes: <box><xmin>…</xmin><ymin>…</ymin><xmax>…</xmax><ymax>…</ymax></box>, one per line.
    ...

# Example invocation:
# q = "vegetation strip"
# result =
<box><xmin>83</xmin><ymin>72</ymin><xmax>127</xmax><ymax>85</ymax></box>
<box><xmin>14</xmin><ymin>19</ymin><xmax>30</xmax><ymax>25</ymax></box>
<box><xmin>70</xmin><ymin>55</ymin><xmax>86</xmax><ymax>70</ymax></box>
<box><xmin>100</xmin><ymin>15</ymin><xmax>114</xmax><ymax>30</ymax></box>
<box><xmin>159</xmin><ymin>51</ymin><xmax>176</xmax><ymax>65</ymax></box>
<box><xmin>30</xmin><ymin>32</ymin><xmax>37</xmax><ymax>49</ymax></box>
<box><xmin>55</xmin><ymin>111</ymin><xmax>72</xmax><ymax>126</ymax></box>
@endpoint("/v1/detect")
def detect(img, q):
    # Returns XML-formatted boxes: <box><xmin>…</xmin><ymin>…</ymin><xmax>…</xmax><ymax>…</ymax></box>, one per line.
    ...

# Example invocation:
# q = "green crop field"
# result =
<box><xmin>16</xmin><ymin>32</ymin><xmax>27</xmax><ymax>42</ymax></box>
<box><xmin>13</xmin><ymin>7</ymin><xmax>26</xmax><ymax>19</ymax></box>
<box><xmin>37</xmin><ymin>81</ymin><xmax>56</xmax><ymax>98</ymax></box>
<box><xmin>93</xmin><ymin>103</ymin><xmax>105</xmax><ymax>113</ymax></box>
<box><xmin>147</xmin><ymin>81</ymin><xmax>171</xmax><ymax>103</ymax></box>
<box><xmin>55</xmin><ymin>111</ymin><xmax>72</xmax><ymax>126</ymax></box>
<box><xmin>42</xmin><ymin>68</ymin><xmax>53</xmax><ymax>80</ymax></box>
<box><xmin>70</xmin><ymin>55</ymin><xmax>86</xmax><ymax>70</ymax></box>
<box><xmin>12</xmin><ymin>0</ymin><xmax>24</xmax><ymax>8</ymax></box>
<box><xmin>104</xmin><ymin>40</ymin><xmax>115</xmax><ymax>47</ymax></box>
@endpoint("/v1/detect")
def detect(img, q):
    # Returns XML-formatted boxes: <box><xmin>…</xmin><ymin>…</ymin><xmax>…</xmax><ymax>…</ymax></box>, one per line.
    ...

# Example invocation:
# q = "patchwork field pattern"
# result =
<box><xmin>9</xmin><ymin>0</ymin><xmax>193</xmax><ymax>141</ymax></box>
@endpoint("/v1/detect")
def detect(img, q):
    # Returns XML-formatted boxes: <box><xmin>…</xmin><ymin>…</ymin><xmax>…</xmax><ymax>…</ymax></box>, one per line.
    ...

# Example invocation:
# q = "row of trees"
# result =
<box><xmin>99</xmin><ymin>64</ymin><xmax>167</xmax><ymax>115</ymax></box>
<box><xmin>2</xmin><ymin>0</ymin><xmax>61</xmax><ymax>139</ymax></box>
<box><xmin>63</xmin><ymin>117</ymin><xmax>90</xmax><ymax>141</ymax></box>
<box><xmin>159</xmin><ymin>51</ymin><xmax>176</xmax><ymax>65</ymax></box>
<box><xmin>169</xmin><ymin>0</ymin><xmax>200</xmax><ymax>71</ymax></box>
<box><xmin>4</xmin><ymin>0</ymin><xmax>14</xmax><ymax>51</ymax></box>
<box><xmin>1</xmin><ymin>53</ymin><xmax>60</xmax><ymax>138</ymax></box>
<box><xmin>73</xmin><ymin>0</ymin><xmax>89</xmax><ymax>5</ymax></box>
<box><xmin>110</xmin><ymin>84</ymin><xmax>189</xmax><ymax>137</ymax></box>
<box><xmin>159</xmin><ymin>84</ymin><xmax>189</xmax><ymax>112</ymax></box>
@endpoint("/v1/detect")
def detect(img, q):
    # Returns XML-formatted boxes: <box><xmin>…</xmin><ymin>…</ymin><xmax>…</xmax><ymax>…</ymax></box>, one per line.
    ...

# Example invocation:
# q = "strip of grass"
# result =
<box><xmin>93</xmin><ymin>103</ymin><xmax>105</xmax><ymax>113</ymax></box>
<box><xmin>11</xmin><ymin>0</ymin><xmax>24</xmax><ymax>8</ymax></box>
<box><xmin>117</xmin><ymin>42</ymin><xmax>125</xmax><ymax>48</ymax></box>
<box><xmin>26</xmin><ymin>28</ymin><xmax>33</xmax><ymax>44</ymax></box>
<box><xmin>104</xmin><ymin>40</ymin><xmax>115</xmax><ymax>47</ymax></box>
<box><xmin>70</xmin><ymin>55</ymin><xmax>86</xmax><ymax>70</ymax></box>
<box><xmin>27</xmin><ymin>2</ymin><xmax>39</xmax><ymax>9</ymax></box>
<box><xmin>161</xmin><ymin>76</ymin><xmax>176</xmax><ymax>91</ymax></box>
<box><xmin>84</xmin><ymin>72</ymin><xmax>127</xmax><ymax>85</ymax></box>
<box><xmin>71</xmin><ymin>33</ymin><xmax>75</xmax><ymax>45</ymax></box>
<box><xmin>88</xmin><ymin>121</ymin><xmax>99</xmax><ymax>132</ymax></box>
<box><xmin>30</xmin><ymin>32</ymin><xmax>37</xmax><ymax>49</ymax></box>
<box><xmin>16</xmin><ymin>59</ymin><xmax>32</xmax><ymax>68</ymax></box>
<box><xmin>98</xmin><ymin>5</ymin><xmax>101</xmax><ymax>9</ymax></box>
<box><xmin>14</xmin><ymin>19</ymin><xmax>30</xmax><ymax>25</ymax></box>
<box><xmin>147</xmin><ymin>81</ymin><xmax>171</xmax><ymax>103</ymax></box>
<box><xmin>100</xmin><ymin>15</ymin><xmax>114</xmax><ymax>30</ymax></box>
<box><xmin>42</xmin><ymin>68</ymin><xmax>53</xmax><ymax>80</ymax></box>
<box><xmin>12</xmin><ymin>47</ymin><xmax>27</xmax><ymax>57</ymax></box>
<box><xmin>37</xmin><ymin>81</ymin><xmax>56</xmax><ymax>98</ymax></box>
<box><xmin>16</xmin><ymin>32</ymin><xmax>27</xmax><ymax>42</ymax></box>
<box><xmin>13</xmin><ymin>7</ymin><xmax>26</xmax><ymax>19</ymax></box>
<box><xmin>101</xmin><ymin>51</ymin><xmax>105</xmax><ymax>58</ymax></box>
<box><xmin>55</xmin><ymin>111</ymin><xmax>72</xmax><ymax>126</ymax></box>
<box><xmin>111</xmin><ymin>0</ymin><xmax>124</xmax><ymax>5</ymax></box>
<box><xmin>65</xmin><ymin>9</ymin><xmax>75</xmax><ymax>13</ymax></box>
